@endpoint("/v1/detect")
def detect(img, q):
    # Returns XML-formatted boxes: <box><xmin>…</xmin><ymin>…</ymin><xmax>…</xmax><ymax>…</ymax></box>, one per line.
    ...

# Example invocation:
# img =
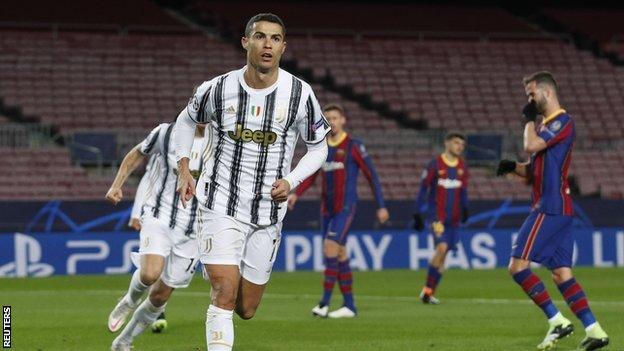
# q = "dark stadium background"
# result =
<box><xmin>0</xmin><ymin>0</ymin><xmax>622</xmax><ymax>264</ymax></box>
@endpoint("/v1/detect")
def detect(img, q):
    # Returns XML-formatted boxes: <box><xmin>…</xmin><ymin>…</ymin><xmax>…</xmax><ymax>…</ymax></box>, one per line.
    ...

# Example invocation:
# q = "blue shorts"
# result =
<box><xmin>429</xmin><ymin>221</ymin><xmax>460</xmax><ymax>251</ymax></box>
<box><xmin>322</xmin><ymin>206</ymin><xmax>356</xmax><ymax>246</ymax></box>
<box><xmin>511</xmin><ymin>211</ymin><xmax>574</xmax><ymax>270</ymax></box>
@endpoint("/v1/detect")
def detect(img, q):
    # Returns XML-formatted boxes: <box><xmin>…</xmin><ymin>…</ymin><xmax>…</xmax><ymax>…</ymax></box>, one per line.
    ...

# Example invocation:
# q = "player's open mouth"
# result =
<box><xmin>261</xmin><ymin>53</ymin><xmax>273</xmax><ymax>61</ymax></box>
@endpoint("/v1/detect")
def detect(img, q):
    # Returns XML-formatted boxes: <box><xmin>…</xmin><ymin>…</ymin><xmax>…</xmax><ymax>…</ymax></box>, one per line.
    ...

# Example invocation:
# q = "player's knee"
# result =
<box><xmin>210</xmin><ymin>277</ymin><xmax>238</xmax><ymax>308</ymax></box>
<box><xmin>507</xmin><ymin>259</ymin><xmax>526</xmax><ymax>276</ymax></box>
<box><xmin>140</xmin><ymin>270</ymin><xmax>161</xmax><ymax>286</ymax></box>
<box><xmin>551</xmin><ymin>268</ymin><xmax>573</xmax><ymax>284</ymax></box>
<box><xmin>323</xmin><ymin>240</ymin><xmax>340</xmax><ymax>257</ymax></box>
<box><xmin>236</xmin><ymin>306</ymin><xmax>257</xmax><ymax>320</ymax></box>
<box><xmin>150</xmin><ymin>285</ymin><xmax>174</xmax><ymax>306</ymax></box>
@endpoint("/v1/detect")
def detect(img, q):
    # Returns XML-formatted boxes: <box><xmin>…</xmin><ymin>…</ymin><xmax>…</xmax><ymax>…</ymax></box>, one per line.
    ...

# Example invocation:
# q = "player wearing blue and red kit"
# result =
<box><xmin>413</xmin><ymin>132</ymin><xmax>469</xmax><ymax>304</ymax></box>
<box><xmin>289</xmin><ymin>103</ymin><xmax>389</xmax><ymax>319</ymax></box>
<box><xmin>497</xmin><ymin>72</ymin><xmax>608</xmax><ymax>351</ymax></box>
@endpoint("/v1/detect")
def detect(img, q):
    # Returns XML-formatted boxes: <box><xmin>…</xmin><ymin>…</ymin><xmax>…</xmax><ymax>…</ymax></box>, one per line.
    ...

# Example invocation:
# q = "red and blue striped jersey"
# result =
<box><xmin>415</xmin><ymin>154</ymin><xmax>469</xmax><ymax>227</ymax></box>
<box><xmin>530</xmin><ymin>110</ymin><xmax>575</xmax><ymax>215</ymax></box>
<box><xmin>296</xmin><ymin>133</ymin><xmax>385</xmax><ymax>215</ymax></box>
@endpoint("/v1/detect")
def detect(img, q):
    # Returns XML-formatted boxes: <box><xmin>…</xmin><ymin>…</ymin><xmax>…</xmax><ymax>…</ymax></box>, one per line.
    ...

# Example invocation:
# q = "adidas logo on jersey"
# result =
<box><xmin>228</xmin><ymin>123</ymin><xmax>277</xmax><ymax>147</ymax></box>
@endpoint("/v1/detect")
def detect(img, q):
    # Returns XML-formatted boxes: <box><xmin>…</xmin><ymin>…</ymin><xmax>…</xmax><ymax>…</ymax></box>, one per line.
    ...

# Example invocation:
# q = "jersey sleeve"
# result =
<box><xmin>460</xmin><ymin>165</ymin><xmax>469</xmax><ymax>211</ymax></box>
<box><xmin>139</xmin><ymin>124</ymin><xmax>166</xmax><ymax>156</ymax></box>
<box><xmin>130</xmin><ymin>167</ymin><xmax>150</xmax><ymax>220</ymax></box>
<box><xmin>538</xmin><ymin>115</ymin><xmax>574</xmax><ymax>147</ymax></box>
<box><xmin>297</xmin><ymin>88</ymin><xmax>331</xmax><ymax>145</ymax></box>
<box><xmin>186</xmin><ymin>79</ymin><xmax>216</xmax><ymax>124</ymax></box>
<box><xmin>414</xmin><ymin>159</ymin><xmax>437</xmax><ymax>214</ymax></box>
<box><xmin>351</xmin><ymin>141</ymin><xmax>386</xmax><ymax>208</ymax></box>
<box><xmin>295</xmin><ymin>170</ymin><xmax>320</xmax><ymax>197</ymax></box>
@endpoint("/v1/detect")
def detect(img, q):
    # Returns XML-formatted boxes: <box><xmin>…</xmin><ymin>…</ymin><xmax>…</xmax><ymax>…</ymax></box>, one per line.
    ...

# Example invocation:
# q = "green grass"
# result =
<box><xmin>1</xmin><ymin>268</ymin><xmax>622</xmax><ymax>350</ymax></box>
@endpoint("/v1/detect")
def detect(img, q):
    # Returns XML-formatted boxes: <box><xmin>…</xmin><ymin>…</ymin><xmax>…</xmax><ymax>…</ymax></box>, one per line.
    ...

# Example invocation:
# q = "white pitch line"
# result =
<box><xmin>3</xmin><ymin>289</ymin><xmax>624</xmax><ymax>307</ymax></box>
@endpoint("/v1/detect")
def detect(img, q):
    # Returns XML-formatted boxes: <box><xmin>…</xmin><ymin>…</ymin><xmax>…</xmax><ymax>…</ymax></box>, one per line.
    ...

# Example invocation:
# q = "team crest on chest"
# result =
<box><xmin>275</xmin><ymin>105</ymin><xmax>288</xmax><ymax>123</ymax></box>
<box><xmin>438</xmin><ymin>169</ymin><xmax>446</xmax><ymax>176</ymax></box>
<box><xmin>336</xmin><ymin>149</ymin><xmax>346</xmax><ymax>157</ymax></box>
<box><xmin>250</xmin><ymin>105</ymin><xmax>262</xmax><ymax>117</ymax></box>
<box><xmin>458</xmin><ymin>168</ymin><xmax>464</xmax><ymax>176</ymax></box>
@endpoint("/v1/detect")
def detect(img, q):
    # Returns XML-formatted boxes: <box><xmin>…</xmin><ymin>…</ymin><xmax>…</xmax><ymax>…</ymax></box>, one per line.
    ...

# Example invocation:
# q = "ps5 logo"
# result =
<box><xmin>0</xmin><ymin>233</ymin><xmax>54</xmax><ymax>277</ymax></box>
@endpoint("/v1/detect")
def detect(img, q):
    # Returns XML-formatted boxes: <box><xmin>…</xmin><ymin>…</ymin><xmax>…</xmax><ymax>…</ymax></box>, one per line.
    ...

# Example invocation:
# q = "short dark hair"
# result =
<box><xmin>445</xmin><ymin>132</ymin><xmax>466</xmax><ymax>142</ymax></box>
<box><xmin>323</xmin><ymin>103</ymin><xmax>345</xmax><ymax>115</ymax></box>
<box><xmin>522</xmin><ymin>71</ymin><xmax>558</xmax><ymax>91</ymax></box>
<box><xmin>245</xmin><ymin>13</ymin><xmax>286</xmax><ymax>37</ymax></box>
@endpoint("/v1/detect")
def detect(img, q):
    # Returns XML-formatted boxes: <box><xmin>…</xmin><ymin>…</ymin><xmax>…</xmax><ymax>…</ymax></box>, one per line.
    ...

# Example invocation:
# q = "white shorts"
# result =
<box><xmin>196</xmin><ymin>208</ymin><xmax>282</xmax><ymax>285</ymax></box>
<box><xmin>137</xmin><ymin>213</ymin><xmax>200</xmax><ymax>288</ymax></box>
<box><xmin>139</xmin><ymin>213</ymin><xmax>198</xmax><ymax>259</ymax></box>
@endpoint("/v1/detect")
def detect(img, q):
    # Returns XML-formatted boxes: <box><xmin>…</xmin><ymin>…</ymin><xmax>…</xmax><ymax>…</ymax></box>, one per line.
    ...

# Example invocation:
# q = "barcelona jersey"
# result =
<box><xmin>415</xmin><ymin>154</ymin><xmax>469</xmax><ymax>227</ymax></box>
<box><xmin>530</xmin><ymin>109</ymin><xmax>575</xmax><ymax>215</ymax></box>
<box><xmin>296</xmin><ymin>133</ymin><xmax>385</xmax><ymax>216</ymax></box>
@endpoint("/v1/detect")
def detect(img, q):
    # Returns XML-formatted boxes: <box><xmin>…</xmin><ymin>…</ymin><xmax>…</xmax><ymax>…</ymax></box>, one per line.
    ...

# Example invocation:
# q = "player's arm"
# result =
<box><xmin>278</xmin><ymin>141</ymin><xmax>328</xmax><ymax>203</ymax></box>
<box><xmin>351</xmin><ymin>142</ymin><xmax>389</xmax><ymax>224</ymax></box>
<box><xmin>278</xmin><ymin>88</ymin><xmax>331</xmax><ymax>203</ymax></box>
<box><xmin>460</xmin><ymin>166</ymin><xmax>469</xmax><ymax>223</ymax></box>
<box><xmin>497</xmin><ymin>159</ymin><xmax>530</xmax><ymax>178</ymax></box>
<box><xmin>173</xmin><ymin>81</ymin><xmax>214</xmax><ymax>207</ymax></box>
<box><xmin>106</xmin><ymin>143</ymin><xmax>147</xmax><ymax>205</ymax></box>
<box><xmin>413</xmin><ymin>160</ymin><xmax>436</xmax><ymax>231</ymax></box>
<box><xmin>288</xmin><ymin>170</ymin><xmax>320</xmax><ymax>210</ymax></box>
<box><xmin>128</xmin><ymin>166</ymin><xmax>150</xmax><ymax>230</ymax></box>
<box><xmin>523</xmin><ymin>122</ymin><xmax>548</xmax><ymax>154</ymax></box>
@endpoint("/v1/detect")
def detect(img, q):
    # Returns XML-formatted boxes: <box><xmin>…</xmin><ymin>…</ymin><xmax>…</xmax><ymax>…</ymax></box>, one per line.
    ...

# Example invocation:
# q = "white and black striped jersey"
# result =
<box><xmin>139</xmin><ymin>122</ymin><xmax>212</xmax><ymax>237</ymax></box>
<box><xmin>187</xmin><ymin>66</ymin><xmax>330</xmax><ymax>226</ymax></box>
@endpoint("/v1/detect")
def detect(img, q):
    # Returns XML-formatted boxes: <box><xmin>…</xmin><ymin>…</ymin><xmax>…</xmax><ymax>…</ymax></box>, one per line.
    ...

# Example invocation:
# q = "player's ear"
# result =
<box><xmin>241</xmin><ymin>36</ymin><xmax>249</xmax><ymax>50</ymax></box>
<box><xmin>280</xmin><ymin>40</ymin><xmax>286</xmax><ymax>55</ymax></box>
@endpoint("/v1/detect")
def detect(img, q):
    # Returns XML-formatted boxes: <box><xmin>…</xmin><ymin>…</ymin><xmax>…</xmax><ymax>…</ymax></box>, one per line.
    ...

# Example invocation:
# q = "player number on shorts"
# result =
<box><xmin>185</xmin><ymin>258</ymin><xmax>195</xmax><ymax>273</ymax></box>
<box><xmin>269</xmin><ymin>239</ymin><xmax>278</xmax><ymax>262</ymax></box>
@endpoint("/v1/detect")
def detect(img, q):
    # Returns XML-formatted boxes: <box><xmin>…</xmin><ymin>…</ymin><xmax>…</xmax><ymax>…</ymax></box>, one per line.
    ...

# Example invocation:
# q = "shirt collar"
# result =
<box><xmin>542</xmin><ymin>108</ymin><xmax>566</xmax><ymax>125</ymax></box>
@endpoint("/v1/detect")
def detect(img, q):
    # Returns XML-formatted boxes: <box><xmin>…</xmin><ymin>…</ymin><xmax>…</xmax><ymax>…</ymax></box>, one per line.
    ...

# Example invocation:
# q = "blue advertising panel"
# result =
<box><xmin>1</xmin><ymin>228</ymin><xmax>622</xmax><ymax>277</ymax></box>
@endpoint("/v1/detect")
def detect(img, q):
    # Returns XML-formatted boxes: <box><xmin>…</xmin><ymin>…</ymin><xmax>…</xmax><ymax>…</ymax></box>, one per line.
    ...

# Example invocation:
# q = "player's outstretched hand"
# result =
<box><xmin>176</xmin><ymin>159</ymin><xmax>196</xmax><ymax>208</ymax></box>
<box><xmin>522</xmin><ymin>101</ymin><xmax>538</xmax><ymax>123</ymax></box>
<box><xmin>413</xmin><ymin>213</ymin><xmax>424</xmax><ymax>231</ymax></box>
<box><xmin>496</xmin><ymin>159</ymin><xmax>516</xmax><ymax>176</ymax></box>
<box><xmin>462</xmin><ymin>208</ymin><xmax>469</xmax><ymax>224</ymax></box>
<box><xmin>129</xmin><ymin>218</ymin><xmax>141</xmax><ymax>231</ymax></box>
<box><xmin>377</xmin><ymin>208</ymin><xmax>390</xmax><ymax>224</ymax></box>
<box><xmin>271</xmin><ymin>179</ymin><xmax>291</xmax><ymax>203</ymax></box>
<box><xmin>105</xmin><ymin>187</ymin><xmax>123</xmax><ymax>205</ymax></box>
<box><xmin>287</xmin><ymin>194</ymin><xmax>298</xmax><ymax>210</ymax></box>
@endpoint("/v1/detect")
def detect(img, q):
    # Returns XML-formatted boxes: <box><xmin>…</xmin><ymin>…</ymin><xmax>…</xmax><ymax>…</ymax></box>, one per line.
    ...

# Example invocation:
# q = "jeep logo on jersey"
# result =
<box><xmin>228</xmin><ymin>124</ymin><xmax>277</xmax><ymax>147</ymax></box>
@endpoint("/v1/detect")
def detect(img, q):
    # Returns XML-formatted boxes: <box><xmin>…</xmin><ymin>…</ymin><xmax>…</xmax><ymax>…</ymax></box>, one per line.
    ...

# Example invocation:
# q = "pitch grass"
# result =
<box><xmin>1</xmin><ymin>268</ymin><xmax>622</xmax><ymax>351</ymax></box>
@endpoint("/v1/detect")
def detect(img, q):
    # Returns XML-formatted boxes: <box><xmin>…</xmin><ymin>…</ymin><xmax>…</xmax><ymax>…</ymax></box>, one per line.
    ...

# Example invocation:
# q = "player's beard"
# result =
<box><xmin>535</xmin><ymin>97</ymin><xmax>547</xmax><ymax>114</ymax></box>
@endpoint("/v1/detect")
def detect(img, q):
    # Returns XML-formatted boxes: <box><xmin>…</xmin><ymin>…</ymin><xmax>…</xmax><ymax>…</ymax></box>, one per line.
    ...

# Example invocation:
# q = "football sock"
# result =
<box><xmin>206</xmin><ymin>304</ymin><xmax>234</xmax><ymax>351</ymax></box>
<box><xmin>557</xmin><ymin>278</ymin><xmax>597</xmax><ymax>328</ymax></box>
<box><xmin>124</xmin><ymin>269</ymin><xmax>149</xmax><ymax>306</ymax></box>
<box><xmin>117</xmin><ymin>299</ymin><xmax>166</xmax><ymax>344</ymax></box>
<box><xmin>512</xmin><ymin>268</ymin><xmax>558</xmax><ymax>319</ymax></box>
<box><xmin>338</xmin><ymin>259</ymin><xmax>355</xmax><ymax>311</ymax></box>
<box><xmin>425</xmin><ymin>264</ymin><xmax>442</xmax><ymax>293</ymax></box>
<box><xmin>320</xmin><ymin>256</ymin><xmax>338</xmax><ymax>307</ymax></box>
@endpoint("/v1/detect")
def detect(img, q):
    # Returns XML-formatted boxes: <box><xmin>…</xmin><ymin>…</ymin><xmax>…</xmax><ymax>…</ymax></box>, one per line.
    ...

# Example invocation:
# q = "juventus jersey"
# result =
<box><xmin>139</xmin><ymin>122</ymin><xmax>212</xmax><ymax>236</ymax></box>
<box><xmin>186</xmin><ymin>66</ymin><xmax>330</xmax><ymax>226</ymax></box>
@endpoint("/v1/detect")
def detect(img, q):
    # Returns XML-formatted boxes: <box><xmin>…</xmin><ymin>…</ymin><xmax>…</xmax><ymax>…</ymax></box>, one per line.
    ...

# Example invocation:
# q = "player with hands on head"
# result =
<box><xmin>499</xmin><ymin>71</ymin><xmax>608</xmax><ymax>351</ymax></box>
